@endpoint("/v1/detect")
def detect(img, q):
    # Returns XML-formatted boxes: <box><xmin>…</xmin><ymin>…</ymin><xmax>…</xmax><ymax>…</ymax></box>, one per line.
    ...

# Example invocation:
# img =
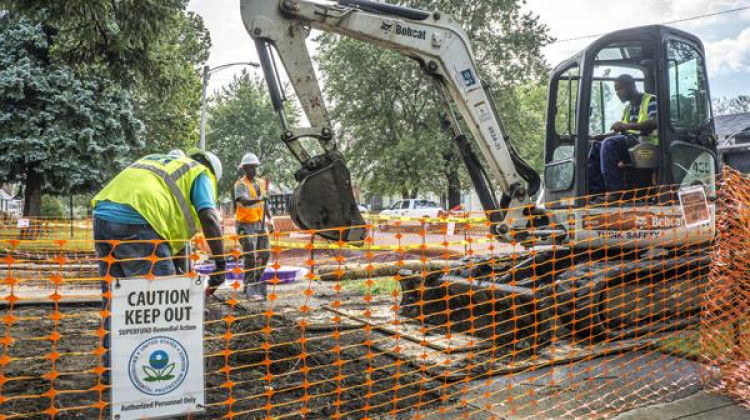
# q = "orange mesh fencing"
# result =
<box><xmin>701</xmin><ymin>168</ymin><xmax>750</xmax><ymax>406</ymax></box>
<box><xmin>0</xmin><ymin>178</ymin><xmax>746</xmax><ymax>419</ymax></box>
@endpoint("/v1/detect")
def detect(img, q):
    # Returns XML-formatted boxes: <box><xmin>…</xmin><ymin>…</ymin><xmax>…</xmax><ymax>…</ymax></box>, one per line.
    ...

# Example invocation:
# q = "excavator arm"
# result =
<box><xmin>241</xmin><ymin>0</ymin><xmax>545</xmax><ymax>242</ymax></box>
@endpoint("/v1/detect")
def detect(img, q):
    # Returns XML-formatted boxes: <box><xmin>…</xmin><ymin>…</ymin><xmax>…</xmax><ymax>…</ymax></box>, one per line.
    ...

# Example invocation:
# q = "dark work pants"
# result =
<box><xmin>237</xmin><ymin>224</ymin><xmax>270</xmax><ymax>298</ymax></box>
<box><xmin>93</xmin><ymin>218</ymin><xmax>176</xmax><ymax>381</ymax></box>
<box><xmin>588</xmin><ymin>134</ymin><xmax>640</xmax><ymax>193</ymax></box>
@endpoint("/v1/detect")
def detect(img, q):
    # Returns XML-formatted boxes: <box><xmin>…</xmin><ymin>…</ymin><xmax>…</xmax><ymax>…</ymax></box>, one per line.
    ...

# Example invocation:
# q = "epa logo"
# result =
<box><xmin>128</xmin><ymin>336</ymin><xmax>189</xmax><ymax>396</ymax></box>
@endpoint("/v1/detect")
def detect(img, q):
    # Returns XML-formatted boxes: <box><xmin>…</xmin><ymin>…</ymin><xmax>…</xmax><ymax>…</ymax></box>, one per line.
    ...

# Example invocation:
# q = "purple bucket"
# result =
<box><xmin>195</xmin><ymin>262</ymin><xmax>302</xmax><ymax>285</ymax></box>
<box><xmin>195</xmin><ymin>261</ymin><xmax>244</xmax><ymax>282</ymax></box>
<box><xmin>260</xmin><ymin>267</ymin><xmax>300</xmax><ymax>284</ymax></box>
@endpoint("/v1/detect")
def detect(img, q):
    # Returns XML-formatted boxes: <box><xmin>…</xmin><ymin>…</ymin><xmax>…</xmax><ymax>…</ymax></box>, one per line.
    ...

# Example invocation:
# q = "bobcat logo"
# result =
<box><xmin>381</xmin><ymin>21</ymin><xmax>393</xmax><ymax>33</ymax></box>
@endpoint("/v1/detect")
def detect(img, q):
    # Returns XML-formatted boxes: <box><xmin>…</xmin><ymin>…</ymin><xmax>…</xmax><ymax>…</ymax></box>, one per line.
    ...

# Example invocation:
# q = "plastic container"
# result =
<box><xmin>260</xmin><ymin>266</ymin><xmax>302</xmax><ymax>284</ymax></box>
<box><xmin>195</xmin><ymin>261</ymin><xmax>244</xmax><ymax>282</ymax></box>
<box><xmin>195</xmin><ymin>262</ymin><xmax>305</xmax><ymax>285</ymax></box>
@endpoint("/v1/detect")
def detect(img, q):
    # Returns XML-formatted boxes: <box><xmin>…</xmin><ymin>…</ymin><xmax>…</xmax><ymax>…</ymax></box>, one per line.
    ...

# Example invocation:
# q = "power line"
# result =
<box><xmin>554</xmin><ymin>4</ymin><xmax>750</xmax><ymax>44</ymax></box>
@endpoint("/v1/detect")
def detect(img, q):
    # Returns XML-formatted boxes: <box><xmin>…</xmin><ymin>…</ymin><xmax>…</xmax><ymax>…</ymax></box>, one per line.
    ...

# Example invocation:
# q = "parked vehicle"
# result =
<box><xmin>378</xmin><ymin>199</ymin><xmax>444</xmax><ymax>231</ymax></box>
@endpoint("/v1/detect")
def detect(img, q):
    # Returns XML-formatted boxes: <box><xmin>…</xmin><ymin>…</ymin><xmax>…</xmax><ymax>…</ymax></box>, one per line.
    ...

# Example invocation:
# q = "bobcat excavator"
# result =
<box><xmin>241</xmin><ymin>0</ymin><xmax>717</xmax><ymax>351</ymax></box>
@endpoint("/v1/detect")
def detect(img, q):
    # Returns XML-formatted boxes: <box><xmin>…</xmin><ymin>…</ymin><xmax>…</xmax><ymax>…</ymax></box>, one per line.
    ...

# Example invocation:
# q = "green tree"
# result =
<box><xmin>208</xmin><ymin>72</ymin><xmax>301</xmax><ymax>197</ymax></box>
<box><xmin>0</xmin><ymin>16</ymin><xmax>143</xmax><ymax>216</ymax></box>
<box><xmin>319</xmin><ymin>41</ymin><xmax>445</xmax><ymax>199</ymax></box>
<box><xmin>133</xmin><ymin>11</ymin><xmax>211</xmax><ymax>153</ymax></box>
<box><xmin>2</xmin><ymin>2</ymin><xmax>212</xmax><ymax>153</ymax></box>
<box><xmin>1</xmin><ymin>0</ymin><xmax>189</xmax><ymax>86</ymax></box>
<box><xmin>317</xmin><ymin>0</ymin><xmax>551</xmax><ymax>206</ymax></box>
<box><xmin>41</xmin><ymin>196</ymin><xmax>65</xmax><ymax>218</ymax></box>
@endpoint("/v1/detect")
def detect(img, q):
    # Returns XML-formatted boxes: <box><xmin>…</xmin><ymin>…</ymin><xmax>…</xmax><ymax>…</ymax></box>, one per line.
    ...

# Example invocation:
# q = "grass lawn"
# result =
<box><xmin>658</xmin><ymin>319</ymin><xmax>749</xmax><ymax>359</ymax></box>
<box><xmin>340</xmin><ymin>277</ymin><xmax>401</xmax><ymax>297</ymax></box>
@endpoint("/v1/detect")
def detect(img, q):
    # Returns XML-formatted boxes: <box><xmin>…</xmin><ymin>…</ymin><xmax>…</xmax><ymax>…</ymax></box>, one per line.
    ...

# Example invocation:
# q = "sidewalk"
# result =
<box><xmin>613</xmin><ymin>391</ymin><xmax>749</xmax><ymax>420</ymax></box>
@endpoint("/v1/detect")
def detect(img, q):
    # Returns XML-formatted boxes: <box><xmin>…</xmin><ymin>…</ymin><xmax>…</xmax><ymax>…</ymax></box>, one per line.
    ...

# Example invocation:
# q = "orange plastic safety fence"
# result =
<box><xmin>701</xmin><ymin>168</ymin><xmax>750</xmax><ymax>407</ymax></box>
<box><xmin>0</xmin><ymin>180</ymin><xmax>745</xmax><ymax>419</ymax></box>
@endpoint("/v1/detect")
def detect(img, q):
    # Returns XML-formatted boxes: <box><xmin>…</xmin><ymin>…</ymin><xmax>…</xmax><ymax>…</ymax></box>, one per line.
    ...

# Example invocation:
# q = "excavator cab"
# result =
<box><xmin>544</xmin><ymin>25</ymin><xmax>718</xmax><ymax>206</ymax></box>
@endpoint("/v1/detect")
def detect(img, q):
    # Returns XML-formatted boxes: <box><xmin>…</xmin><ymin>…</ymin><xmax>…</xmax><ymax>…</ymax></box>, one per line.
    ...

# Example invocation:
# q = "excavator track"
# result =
<box><xmin>553</xmin><ymin>253</ymin><xmax>709</xmax><ymax>341</ymax></box>
<box><xmin>398</xmin><ymin>250</ymin><xmax>709</xmax><ymax>353</ymax></box>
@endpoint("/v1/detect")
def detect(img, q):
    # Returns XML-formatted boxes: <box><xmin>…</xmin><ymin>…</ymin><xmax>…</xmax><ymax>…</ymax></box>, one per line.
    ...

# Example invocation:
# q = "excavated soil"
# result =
<box><xmin>0</xmin><ymin>300</ymin><xmax>454</xmax><ymax>419</ymax></box>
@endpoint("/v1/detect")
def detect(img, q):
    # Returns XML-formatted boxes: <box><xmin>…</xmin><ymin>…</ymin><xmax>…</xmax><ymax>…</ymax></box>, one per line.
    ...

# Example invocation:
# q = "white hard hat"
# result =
<box><xmin>238</xmin><ymin>152</ymin><xmax>261</xmax><ymax>169</ymax></box>
<box><xmin>187</xmin><ymin>148</ymin><xmax>224</xmax><ymax>182</ymax></box>
<box><xmin>167</xmin><ymin>149</ymin><xmax>186</xmax><ymax>158</ymax></box>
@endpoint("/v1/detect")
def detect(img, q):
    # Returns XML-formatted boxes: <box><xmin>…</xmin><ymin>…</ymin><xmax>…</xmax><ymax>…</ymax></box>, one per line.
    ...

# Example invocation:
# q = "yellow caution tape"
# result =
<box><xmin>363</xmin><ymin>214</ymin><xmax>488</xmax><ymax>224</ymax></box>
<box><xmin>270</xmin><ymin>236</ymin><xmax>494</xmax><ymax>252</ymax></box>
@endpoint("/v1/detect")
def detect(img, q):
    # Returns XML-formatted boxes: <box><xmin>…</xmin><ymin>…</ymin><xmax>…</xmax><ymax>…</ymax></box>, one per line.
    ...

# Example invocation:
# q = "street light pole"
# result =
<box><xmin>199</xmin><ymin>65</ymin><xmax>210</xmax><ymax>151</ymax></box>
<box><xmin>198</xmin><ymin>61</ymin><xmax>261</xmax><ymax>151</ymax></box>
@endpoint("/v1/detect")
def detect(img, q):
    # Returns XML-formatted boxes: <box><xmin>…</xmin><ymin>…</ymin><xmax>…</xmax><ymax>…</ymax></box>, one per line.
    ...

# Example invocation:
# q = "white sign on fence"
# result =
<box><xmin>16</xmin><ymin>218</ymin><xmax>29</xmax><ymax>228</ymax></box>
<box><xmin>110</xmin><ymin>276</ymin><xmax>205</xmax><ymax>420</ymax></box>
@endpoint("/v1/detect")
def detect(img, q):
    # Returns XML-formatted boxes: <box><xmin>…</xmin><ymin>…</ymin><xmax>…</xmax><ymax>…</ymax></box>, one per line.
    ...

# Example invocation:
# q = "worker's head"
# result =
<box><xmin>614</xmin><ymin>74</ymin><xmax>638</xmax><ymax>103</ymax></box>
<box><xmin>238</xmin><ymin>152</ymin><xmax>261</xmax><ymax>179</ymax></box>
<box><xmin>187</xmin><ymin>148</ymin><xmax>223</xmax><ymax>181</ymax></box>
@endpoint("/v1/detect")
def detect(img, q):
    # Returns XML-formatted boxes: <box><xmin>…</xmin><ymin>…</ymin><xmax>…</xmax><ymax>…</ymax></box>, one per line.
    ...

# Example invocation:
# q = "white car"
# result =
<box><xmin>378</xmin><ymin>199</ymin><xmax>444</xmax><ymax>231</ymax></box>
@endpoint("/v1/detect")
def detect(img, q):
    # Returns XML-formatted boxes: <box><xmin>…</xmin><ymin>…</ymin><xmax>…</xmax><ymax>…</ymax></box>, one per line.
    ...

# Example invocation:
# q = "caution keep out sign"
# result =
<box><xmin>110</xmin><ymin>276</ymin><xmax>205</xmax><ymax>420</ymax></box>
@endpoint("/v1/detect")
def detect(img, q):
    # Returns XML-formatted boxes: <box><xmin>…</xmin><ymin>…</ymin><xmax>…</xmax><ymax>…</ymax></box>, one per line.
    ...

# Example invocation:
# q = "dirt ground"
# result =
<box><xmin>0</xmin><ymin>299</ymin><xmax>462</xmax><ymax>420</ymax></box>
<box><xmin>0</xmin><ymin>245</ymin><xmax>716</xmax><ymax>420</ymax></box>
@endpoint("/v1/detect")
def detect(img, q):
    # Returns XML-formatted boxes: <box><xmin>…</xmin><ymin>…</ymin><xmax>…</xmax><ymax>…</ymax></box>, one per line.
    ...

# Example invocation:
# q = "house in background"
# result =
<box><xmin>716</xmin><ymin>113</ymin><xmax>750</xmax><ymax>174</ymax></box>
<box><xmin>0</xmin><ymin>185</ymin><xmax>22</xmax><ymax>218</ymax></box>
<box><xmin>715</xmin><ymin>112</ymin><xmax>750</xmax><ymax>143</ymax></box>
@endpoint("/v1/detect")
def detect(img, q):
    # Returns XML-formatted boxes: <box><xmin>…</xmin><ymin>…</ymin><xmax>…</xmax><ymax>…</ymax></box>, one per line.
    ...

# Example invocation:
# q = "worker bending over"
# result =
<box><xmin>588</xmin><ymin>74</ymin><xmax>659</xmax><ymax>195</ymax></box>
<box><xmin>91</xmin><ymin>148</ymin><xmax>227</xmax><ymax>379</ymax></box>
<box><xmin>234</xmin><ymin>152</ymin><xmax>273</xmax><ymax>301</ymax></box>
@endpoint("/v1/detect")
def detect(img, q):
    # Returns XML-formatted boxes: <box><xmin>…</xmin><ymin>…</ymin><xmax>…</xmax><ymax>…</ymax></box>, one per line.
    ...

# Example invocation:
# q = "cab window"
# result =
<box><xmin>589</xmin><ymin>66</ymin><xmax>646</xmax><ymax>137</ymax></box>
<box><xmin>546</xmin><ymin>65</ymin><xmax>579</xmax><ymax>193</ymax></box>
<box><xmin>554</xmin><ymin>67</ymin><xmax>580</xmax><ymax>137</ymax></box>
<box><xmin>667</xmin><ymin>40</ymin><xmax>710</xmax><ymax>132</ymax></box>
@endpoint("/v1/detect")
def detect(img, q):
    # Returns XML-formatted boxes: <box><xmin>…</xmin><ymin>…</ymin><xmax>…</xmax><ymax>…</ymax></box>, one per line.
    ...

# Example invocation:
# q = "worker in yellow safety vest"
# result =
<box><xmin>588</xmin><ymin>74</ymin><xmax>659</xmax><ymax>195</ymax></box>
<box><xmin>91</xmin><ymin>148</ymin><xmax>227</xmax><ymax>381</ymax></box>
<box><xmin>234</xmin><ymin>152</ymin><xmax>273</xmax><ymax>301</ymax></box>
<box><xmin>92</xmin><ymin>148</ymin><xmax>227</xmax><ymax>293</ymax></box>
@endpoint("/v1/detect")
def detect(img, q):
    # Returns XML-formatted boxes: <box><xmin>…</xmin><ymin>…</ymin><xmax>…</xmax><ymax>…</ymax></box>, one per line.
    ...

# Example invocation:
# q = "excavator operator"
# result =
<box><xmin>588</xmin><ymin>74</ymin><xmax>659</xmax><ymax>196</ymax></box>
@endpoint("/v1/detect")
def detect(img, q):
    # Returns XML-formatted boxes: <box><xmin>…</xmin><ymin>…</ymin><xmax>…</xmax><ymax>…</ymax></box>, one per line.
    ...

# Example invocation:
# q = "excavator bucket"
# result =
<box><xmin>290</xmin><ymin>157</ymin><xmax>367</xmax><ymax>242</ymax></box>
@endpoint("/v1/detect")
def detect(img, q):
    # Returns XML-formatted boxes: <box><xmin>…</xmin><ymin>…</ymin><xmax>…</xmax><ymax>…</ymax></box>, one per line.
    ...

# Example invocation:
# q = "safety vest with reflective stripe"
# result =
<box><xmin>621</xmin><ymin>93</ymin><xmax>659</xmax><ymax>145</ymax></box>
<box><xmin>92</xmin><ymin>155</ymin><xmax>218</xmax><ymax>254</ymax></box>
<box><xmin>235</xmin><ymin>177</ymin><xmax>266</xmax><ymax>223</ymax></box>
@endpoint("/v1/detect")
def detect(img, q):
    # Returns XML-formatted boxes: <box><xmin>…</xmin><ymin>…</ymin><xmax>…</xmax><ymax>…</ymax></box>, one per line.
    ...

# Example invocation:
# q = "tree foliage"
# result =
<box><xmin>317</xmin><ymin>0</ymin><xmax>551</xmax><ymax>201</ymax></box>
<box><xmin>2</xmin><ymin>1</ymin><xmax>211</xmax><ymax>153</ymax></box>
<box><xmin>208</xmin><ymin>72</ymin><xmax>301</xmax><ymax>197</ymax></box>
<box><xmin>0</xmin><ymin>16</ymin><xmax>143</xmax><ymax>216</ymax></box>
<box><xmin>133</xmin><ymin>11</ymin><xmax>211</xmax><ymax>153</ymax></box>
<box><xmin>1</xmin><ymin>0</ymin><xmax>189</xmax><ymax>87</ymax></box>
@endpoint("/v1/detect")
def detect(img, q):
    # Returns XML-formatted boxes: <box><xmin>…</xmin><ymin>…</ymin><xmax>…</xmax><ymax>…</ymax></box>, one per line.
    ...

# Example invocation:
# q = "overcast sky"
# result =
<box><xmin>188</xmin><ymin>0</ymin><xmax>750</xmax><ymax>98</ymax></box>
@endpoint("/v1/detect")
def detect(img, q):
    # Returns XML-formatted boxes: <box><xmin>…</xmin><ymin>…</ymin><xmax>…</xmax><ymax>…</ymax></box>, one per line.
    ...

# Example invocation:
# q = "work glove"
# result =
<box><xmin>206</xmin><ymin>257</ymin><xmax>226</xmax><ymax>297</ymax></box>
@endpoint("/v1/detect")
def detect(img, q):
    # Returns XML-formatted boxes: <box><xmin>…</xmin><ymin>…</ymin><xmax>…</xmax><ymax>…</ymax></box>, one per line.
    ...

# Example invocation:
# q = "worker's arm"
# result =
<box><xmin>198</xmin><ymin>208</ymin><xmax>225</xmax><ymax>258</ymax></box>
<box><xmin>609</xmin><ymin>96</ymin><xmax>658</xmax><ymax>135</ymax></box>
<box><xmin>191</xmin><ymin>173</ymin><xmax>226</xmax><ymax>295</ymax></box>
<box><xmin>591</xmin><ymin>118</ymin><xmax>658</xmax><ymax>141</ymax></box>
<box><xmin>235</xmin><ymin>196</ymin><xmax>265</xmax><ymax>206</ymax></box>
<box><xmin>265</xmin><ymin>201</ymin><xmax>274</xmax><ymax>233</ymax></box>
<box><xmin>234</xmin><ymin>180</ymin><xmax>266</xmax><ymax>207</ymax></box>
<box><xmin>198</xmin><ymin>208</ymin><xmax>226</xmax><ymax>296</ymax></box>
<box><xmin>611</xmin><ymin>119</ymin><xmax>658</xmax><ymax>133</ymax></box>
